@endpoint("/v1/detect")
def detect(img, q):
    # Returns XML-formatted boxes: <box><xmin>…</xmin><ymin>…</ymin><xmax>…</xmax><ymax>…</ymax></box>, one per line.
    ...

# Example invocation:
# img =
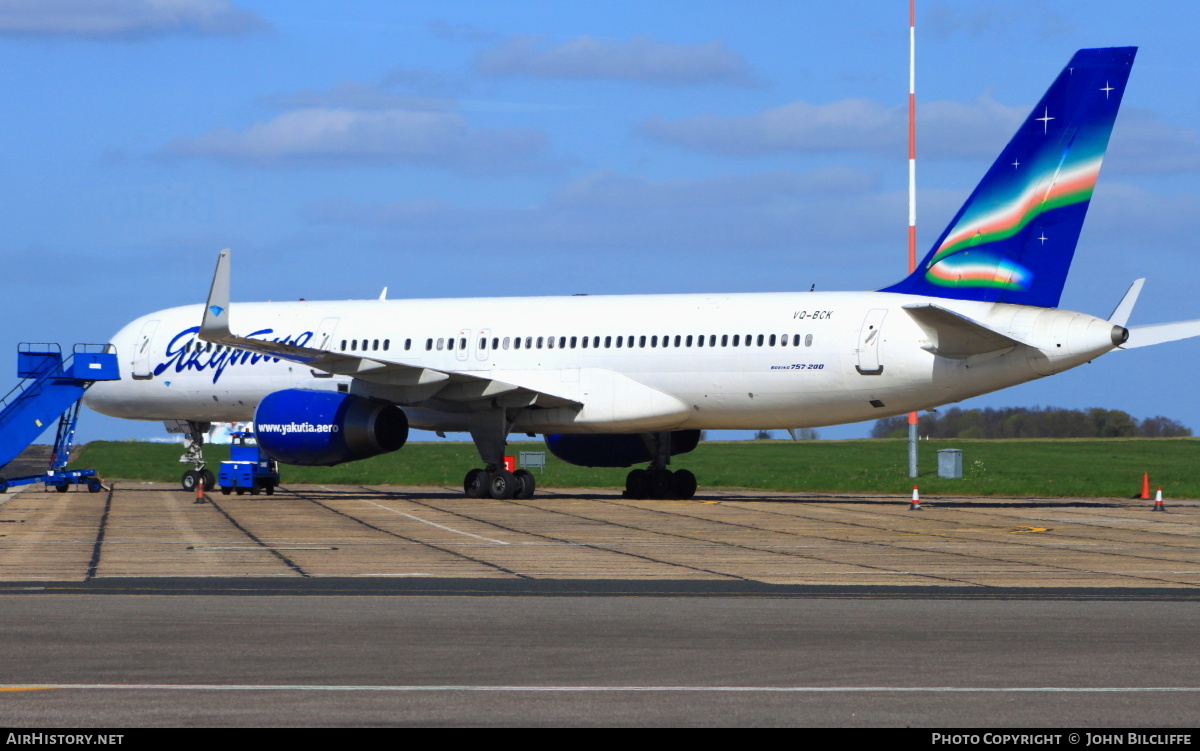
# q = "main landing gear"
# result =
<box><xmin>460</xmin><ymin>409</ymin><xmax>538</xmax><ymax>499</ymax></box>
<box><xmin>177</xmin><ymin>420</ymin><xmax>215</xmax><ymax>492</ymax></box>
<box><xmin>623</xmin><ymin>431</ymin><xmax>697</xmax><ymax>500</ymax></box>
<box><xmin>624</xmin><ymin>468</ymin><xmax>697</xmax><ymax>500</ymax></box>
<box><xmin>464</xmin><ymin>466</ymin><xmax>536</xmax><ymax>500</ymax></box>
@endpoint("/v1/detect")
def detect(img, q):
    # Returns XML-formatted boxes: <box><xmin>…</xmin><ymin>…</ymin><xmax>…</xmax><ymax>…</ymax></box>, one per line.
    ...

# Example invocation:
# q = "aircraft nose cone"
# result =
<box><xmin>1111</xmin><ymin>325</ymin><xmax>1129</xmax><ymax>346</ymax></box>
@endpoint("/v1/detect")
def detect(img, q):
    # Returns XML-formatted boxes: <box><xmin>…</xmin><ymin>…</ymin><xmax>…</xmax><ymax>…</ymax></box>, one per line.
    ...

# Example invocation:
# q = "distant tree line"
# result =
<box><xmin>871</xmin><ymin>407</ymin><xmax>1192</xmax><ymax>440</ymax></box>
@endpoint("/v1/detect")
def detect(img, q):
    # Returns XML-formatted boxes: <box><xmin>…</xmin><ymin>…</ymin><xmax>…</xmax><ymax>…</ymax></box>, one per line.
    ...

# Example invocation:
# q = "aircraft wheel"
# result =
<box><xmin>199</xmin><ymin>469</ymin><xmax>216</xmax><ymax>491</ymax></box>
<box><xmin>649</xmin><ymin>469</ymin><xmax>676</xmax><ymax>500</ymax></box>
<box><xmin>181</xmin><ymin>470</ymin><xmax>200</xmax><ymax>492</ymax></box>
<box><xmin>87</xmin><ymin>478</ymin><xmax>103</xmax><ymax>493</ymax></box>
<box><xmin>464</xmin><ymin>469</ymin><xmax>488</xmax><ymax>498</ymax></box>
<box><xmin>625</xmin><ymin>469</ymin><xmax>650</xmax><ymax>500</ymax></box>
<box><xmin>489</xmin><ymin>470</ymin><xmax>517</xmax><ymax>500</ymax></box>
<box><xmin>514</xmin><ymin>469</ymin><xmax>536</xmax><ymax>499</ymax></box>
<box><xmin>220</xmin><ymin>487</ymin><xmax>232</xmax><ymax>495</ymax></box>
<box><xmin>55</xmin><ymin>482</ymin><xmax>70</xmax><ymax>494</ymax></box>
<box><xmin>673</xmin><ymin>469</ymin><xmax>697</xmax><ymax>500</ymax></box>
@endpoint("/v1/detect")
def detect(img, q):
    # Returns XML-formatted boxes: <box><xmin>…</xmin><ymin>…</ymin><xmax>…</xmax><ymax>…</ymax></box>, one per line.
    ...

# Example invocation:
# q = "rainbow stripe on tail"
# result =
<box><xmin>883</xmin><ymin>47</ymin><xmax>1136</xmax><ymax>308</ymax></box>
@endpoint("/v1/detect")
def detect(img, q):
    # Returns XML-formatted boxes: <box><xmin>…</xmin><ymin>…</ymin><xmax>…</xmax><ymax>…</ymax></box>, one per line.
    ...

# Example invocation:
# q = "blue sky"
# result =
<box><xmin>5</xmin><ymin>0</ymin><xmax>1200</xmax><ymax>443</ymax></box>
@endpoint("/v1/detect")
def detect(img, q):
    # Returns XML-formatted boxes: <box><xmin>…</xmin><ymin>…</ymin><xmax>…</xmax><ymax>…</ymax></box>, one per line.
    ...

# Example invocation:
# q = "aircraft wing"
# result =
<box><xmin>197</xmin><ymin>249</ymin><xmax>581</xmax><ymax>408</ymax></box>
<box><xmin>902</xmin><ymin>303</ymin><xmax>1027</xmax><ymax>358</ymax></box>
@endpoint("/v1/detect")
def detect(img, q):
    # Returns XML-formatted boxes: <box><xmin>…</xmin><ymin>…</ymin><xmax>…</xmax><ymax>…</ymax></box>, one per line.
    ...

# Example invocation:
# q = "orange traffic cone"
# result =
<box><xmin>1140</xmin><ymin>472</ymin><xmax>1151</xmax><ymax>500</ymax></box>
<box><xmin>194</xmin><ymin>477</ymin><xmax>207</xmax><ymax>504</ymax></box>
<box><xmin>909</xmin><ymin>485</ymin><xmax>921</xmax><ymax>511</ymax></box>
<box><xmin>1153</xmin><ymin>486</ymin><xmax>1166</xmax><ymax>512</ymax></box>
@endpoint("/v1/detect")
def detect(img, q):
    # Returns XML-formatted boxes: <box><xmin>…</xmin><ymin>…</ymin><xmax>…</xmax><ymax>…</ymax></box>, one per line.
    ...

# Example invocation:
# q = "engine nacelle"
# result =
<box><xmin>544</xmin><ymin>430</ymin><xmax>700</xmax><ymax>468</ymax></box>
<box><xmin>254</xmin><ymin>389</ymin><xmax>409</xmax><ymax>466</ymax></box>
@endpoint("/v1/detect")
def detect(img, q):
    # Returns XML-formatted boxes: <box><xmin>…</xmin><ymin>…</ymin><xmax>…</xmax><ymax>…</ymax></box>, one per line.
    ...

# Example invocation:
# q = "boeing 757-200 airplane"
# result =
<box><xmin>83</xmin><ymin>46</ymin><xmax>1200</xmax><ymax>500</ymax></box>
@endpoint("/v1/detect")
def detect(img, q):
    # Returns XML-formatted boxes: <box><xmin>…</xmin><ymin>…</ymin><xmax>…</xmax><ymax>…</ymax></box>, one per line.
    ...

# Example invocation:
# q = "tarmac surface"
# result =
<box><xmin>1</xmin><ymin>481</ymin><xmax>1198</xmax><ymax>726</ymax></box>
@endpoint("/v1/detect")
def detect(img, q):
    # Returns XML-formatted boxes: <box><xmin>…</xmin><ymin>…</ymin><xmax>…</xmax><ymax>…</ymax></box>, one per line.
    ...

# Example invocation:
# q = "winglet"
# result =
<box><xmin>200</xmin><ymin>248</ymin><xmax>232</xmax><ymax>341</ymax></box>
<box><xmin>1108</xmin><ymin>278</ymin><xmax>1145</xmax><ymax>327</ymax></box>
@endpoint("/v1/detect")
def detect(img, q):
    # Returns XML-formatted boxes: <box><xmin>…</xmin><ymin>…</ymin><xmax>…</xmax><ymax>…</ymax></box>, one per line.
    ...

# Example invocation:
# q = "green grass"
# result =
<box><xmin>73</xmin><ymin>438</ymin><xmax>1200</xmax><ymax>498</ymax></box>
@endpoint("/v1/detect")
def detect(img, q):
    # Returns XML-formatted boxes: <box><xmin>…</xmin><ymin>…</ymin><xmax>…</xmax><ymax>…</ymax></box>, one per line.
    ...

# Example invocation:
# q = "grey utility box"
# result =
<box><xmin>937</xmin><ymin>449</ymin><xmax>963</xmax><ymax>479</ymax></box>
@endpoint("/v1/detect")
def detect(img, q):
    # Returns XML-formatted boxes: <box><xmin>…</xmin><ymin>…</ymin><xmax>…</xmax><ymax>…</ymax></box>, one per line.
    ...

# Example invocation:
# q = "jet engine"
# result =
<box><xmin>544</xmin><ymin>430</ymin><xmax>701</xmax><ymax>468</ymax></box>
<box><xmin>253</xmin><ymin>389</ymin><xmax>408</xmax><ymax>466</ymax></box>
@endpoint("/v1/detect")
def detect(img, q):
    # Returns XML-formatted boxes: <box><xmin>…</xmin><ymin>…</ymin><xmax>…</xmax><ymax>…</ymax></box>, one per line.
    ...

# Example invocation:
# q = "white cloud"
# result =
<box><xmin>476</xmin><ymin>34</ymin><xmax>757</xmax><ymax>86</ymax></box>
<box><xmin>0</xmin><ymin>0</ymin><xmax>268</xmax><ymax>37</ymax></box>
<box><xmin>160</xmin><ymin>107</ymin><xmax>550</xmax><ymax>174</ymax></box>
<box><xmin>639</xmin><ymin>95</ymin><xmax>1025</xmax><ymax>159</ymax></box>
<box><xmin>1105</xmin><ymin>109</ymin><xmax>1200</xmax><ymax>175</ymax></box>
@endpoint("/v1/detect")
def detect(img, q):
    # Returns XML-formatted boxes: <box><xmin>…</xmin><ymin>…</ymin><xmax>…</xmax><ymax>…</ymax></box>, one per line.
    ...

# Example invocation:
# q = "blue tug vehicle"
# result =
<box><xmin>217</xmin><ymin>431</ymin><xmax>280</xmax><ymax>496</ymax></box>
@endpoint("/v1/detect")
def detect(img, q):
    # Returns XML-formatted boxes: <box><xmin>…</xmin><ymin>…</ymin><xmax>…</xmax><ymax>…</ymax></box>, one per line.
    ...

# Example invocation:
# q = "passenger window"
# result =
<box><xmin>459</xmin><ymin>337</ymin><xmax>466</xmax><ymax>350</ymax></box>
<box><xmin>605</xmin><ymin>336</ymin><xmax>611</xmax><ymax>348</ymax></box>
<box><xmin>721</xmin><ymin>335</ymin><xmax>728</xmax><ymax>347</ymax></box>
<box><xmin>780</xmin><ymin>334</ymin><xmax>787</xmax><ymax>347</ymax></box>
<box><xmin>731</xmin><ymin>335</ymin><xmax>738</xmax><ymax>347</ymax></box>
<box><xmin>492</xmin><ymin>337</ymin><xmax>499</xmax><ymax>350</ymax></box>
<box><xmin>479</xmin><ymin>338</ymin><xmax>487</xmax><ymax>350</ymax></box>
<box><xmin>582</xmin><ymin>336</ymin><xmax>589</xmax><ymax>349</ymax></box>
<box><xmin>436</xmin><ymin>338</ymin><xmax>444</xmax><ymax>351</ymax></box>
<box><xmin>548</xmin><ymin>336</ymin><xmax>555</xmax><ymax>349</ymax></box>
<box><xmin>570</xmin><ymin>336</ymin><xmax>577</xmax><ymax>348</ymax></box>
<box><xmin>537</xmin><ymin>337</ymin><xmax>544</xmax><ymax>349</ymax></box>
<box><xmin>426</xmin><ymin>338</ymin><xmax>433</xmax><ymax>351</ymax></box>
<box><xmin>651</xmin><ymin>335</ymin><xmax>658</xmax><ymax>347</ymax></box>
<box><xmin>770</xmin><ymin>334</ymin><xmax>777</xmax><ymax>346</ymax></box>
<box><xmin>616</xmin><ymin>336</ymin><xmax>623</xmax><ymax>348</ymax></box>
<box><xmin>503</xmin><ymin>337</ymin><xmax>510</xmax><ymax>349</ymax></box>
<box><xmin>686</xmin><ymin>335</ymin><xmax>693</xmax><ymax>347</ymax></box>
<box><xmin>514</xmin><ymin>337</ymin><xmax>522</xmax><ymax>350</ymax></box>
<box><xmin>404</xmin><ymin>339</ymin><xmax>411</xmax><ymax>351</ymax></box>
<box><xmin>793</xmin><ymin>334</ymin><xmax>800</xmax><ymax>347</ymax></box>
<box><xmin>340</xmin><ymin>340</ymin><xmax>346</xmax><ymax>350</ymax></box>
<box><xmin>351</xmin><ymin>340</ymin><xmax>357</xmax><ymax>351</ymax></box>
<box><xmin>805</xmin><ymin>334</ymin><xmax>813</xmax><ymax>347</ymax></box>
<box><xmin>525</xmin><ymin>336</ymin><xmax>532</xmax><ymax>349</ymax></box>
<box><xmin>384</xmin><ymin>339</ymin><xmax>390</xmax><ymax>351</ymax></box>
<box><xmin>592</xmin><ymin>336</ymin><xmax>600</xmax><ymax>348</ymax></box>
<box><xmin>447</xmin><ymin>338</ymin><xmax>454</xmax><ymax>351</ymax></box>
<box><xmin>559</xmin><ymin>336</ymin><xmax>567</xmax><ymax>349</ymax></box>
<box><xmin>757</xmin><ymin>335</ymin><xmax>764</xmax><ymax>346</ymax></box>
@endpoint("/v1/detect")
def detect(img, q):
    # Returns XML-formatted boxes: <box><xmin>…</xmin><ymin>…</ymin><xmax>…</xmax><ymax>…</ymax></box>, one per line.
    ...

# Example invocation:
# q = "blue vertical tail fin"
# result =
<box><xmin>882</xmin><ymin>46</ymin><xmax>1136</xmax><ymax>308</ymax></box>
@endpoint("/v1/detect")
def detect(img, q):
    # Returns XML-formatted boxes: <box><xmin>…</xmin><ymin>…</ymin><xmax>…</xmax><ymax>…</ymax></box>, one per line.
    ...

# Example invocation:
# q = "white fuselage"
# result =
<box><xmin>83</xmin><ymin>290</ymin><xmax>1120</xmax><ymax>434</ymax></box>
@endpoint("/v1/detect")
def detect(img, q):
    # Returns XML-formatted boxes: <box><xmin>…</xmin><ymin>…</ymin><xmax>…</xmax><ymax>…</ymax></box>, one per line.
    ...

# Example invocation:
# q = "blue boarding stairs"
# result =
<box><xmin>0</xmin><ymin>343</ymin><xmax>120</xmax><ymax>493</ymax></box>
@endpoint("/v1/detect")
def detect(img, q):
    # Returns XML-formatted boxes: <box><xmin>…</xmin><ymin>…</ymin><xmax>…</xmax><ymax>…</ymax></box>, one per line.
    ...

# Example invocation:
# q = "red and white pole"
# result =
<box><xmin>907</xmin><ymin>0</ymin><xmax>920</xmax><ymax>480</ymax></box>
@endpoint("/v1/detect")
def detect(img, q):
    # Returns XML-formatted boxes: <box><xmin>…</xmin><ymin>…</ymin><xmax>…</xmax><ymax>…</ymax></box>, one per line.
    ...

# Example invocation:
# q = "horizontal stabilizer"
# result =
<box><xmin>1108</xmin><ymin>278</ymin><xmax>1145</xmax><ymax>327</ymax></box>
<box><xmin>903</xmin><ymin>304</ymin><xmax>1027</xmax><ymax>358</ymax></box>
<box><xmin>1123</xmin><ymin>319</ymin><xmax>1200</xmax><ymax>349</ymax></box>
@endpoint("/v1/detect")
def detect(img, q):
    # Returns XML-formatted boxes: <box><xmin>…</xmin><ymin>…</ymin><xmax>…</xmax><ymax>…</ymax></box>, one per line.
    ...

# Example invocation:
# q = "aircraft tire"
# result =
<box><xmin>514</xmin><ymin>469</ymin><xmax>536</xmax><ymax>499</ymax></box>
<box><xmin>673</xmin><ymin>469</ymin><xmax>697</xmax><ymax>500</ymax></box>
<box><xmin>199</xmin><ymin>469</ymin><xmax>216</xmax><ymax>490</ymax></box>
<box><xmin>181</xmin><ymin>470</ymin><xmax>200</xmax><ymax>492</ymax></box>
<box><xmin>649</xmin><ymin>469</ymin><xmax>676</xmax><ymax>500</ymax></box>
<box><xmin>464</xmin><ymin>469</ymin><xmax>488</xmax><ymax>498</ymax></box>
<box><xmin>625</xmin><ymin>469</ymin><xmax>650</xmax><ymax>500</ymax></box>
<box><xmin>489</xmin><ymin>470</ymin><xmax>517</xmax><ymax>500</ymax></box>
